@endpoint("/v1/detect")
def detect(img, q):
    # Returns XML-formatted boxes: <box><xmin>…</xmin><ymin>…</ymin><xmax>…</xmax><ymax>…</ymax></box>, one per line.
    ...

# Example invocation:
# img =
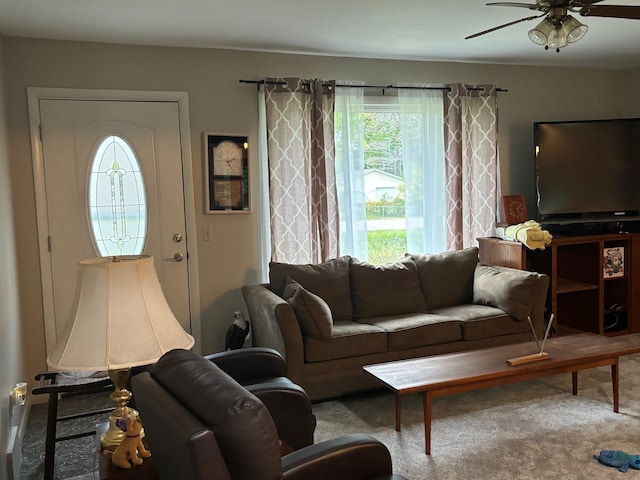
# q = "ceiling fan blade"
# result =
<box><xmin>580</xmin><ymin>5</ymin><xmax>640</xmax><ymax>19</ymax></box>
<box><xmin>486</xmin><ymin>2</ymin><xmax>546</xmax><ymax>11</ymax></box>
<box><xmin>465</xmin><ymin>14</ymin><xmax>544</xmax><ymax>39</ymax></box>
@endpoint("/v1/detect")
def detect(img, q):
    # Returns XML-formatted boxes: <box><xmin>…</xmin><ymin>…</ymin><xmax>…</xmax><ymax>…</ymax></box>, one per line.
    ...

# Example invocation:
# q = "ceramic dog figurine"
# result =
<box><xmin>103</xmin><ymin>414</ymin><xmax>152</xmax><ymax>468</ymax></box>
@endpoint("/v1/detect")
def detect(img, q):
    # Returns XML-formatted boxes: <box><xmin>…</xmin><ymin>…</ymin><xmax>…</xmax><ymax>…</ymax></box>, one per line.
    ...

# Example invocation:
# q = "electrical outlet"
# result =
<box><xmin>203</xmin><ymin>225</ymin><xmax>213</xmax><ymax>241</ymax></box>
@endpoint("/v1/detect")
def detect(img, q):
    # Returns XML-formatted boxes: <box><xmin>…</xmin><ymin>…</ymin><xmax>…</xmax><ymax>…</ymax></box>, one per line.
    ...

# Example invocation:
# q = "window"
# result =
<box><xmin>88</xmin><ymin>135</ymin><xmax>147</xmax><ymax>256</ymax></box>
<box><xmin>362</xmin><ymin>105</ymin><xmax>406</xmax><ymax>263</ymax></box>
<box><xmin>335</xmin><ymin>89</ymin><xmax>446</xmax><ymax>264</ymax></box>
<box><xmin>262</xmin><ymin>80</ymin><xmax>498</xmax><ymax>271</ymax></box>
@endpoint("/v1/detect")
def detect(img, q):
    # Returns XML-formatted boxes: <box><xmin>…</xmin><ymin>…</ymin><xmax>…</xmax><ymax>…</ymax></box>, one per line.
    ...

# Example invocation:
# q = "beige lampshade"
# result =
<box><xmin>47</xmin><ymin>255</ymin><xmax>194</xmax><ymax>371</ymax></box>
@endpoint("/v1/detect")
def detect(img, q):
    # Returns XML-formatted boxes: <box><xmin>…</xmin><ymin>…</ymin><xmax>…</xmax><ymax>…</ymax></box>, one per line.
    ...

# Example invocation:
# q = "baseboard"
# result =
<box><xmin>5</xmin><ymin>400</ymin><xmax>30</xmax><ymax>480</ymax></box>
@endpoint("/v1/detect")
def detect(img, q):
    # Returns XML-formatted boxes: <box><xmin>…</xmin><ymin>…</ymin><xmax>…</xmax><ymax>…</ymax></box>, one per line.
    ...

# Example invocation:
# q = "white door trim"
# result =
<box><xmin>27</xmin><ymin>87</ymin><xmax>202</xmax><ymax>355</ymax></box>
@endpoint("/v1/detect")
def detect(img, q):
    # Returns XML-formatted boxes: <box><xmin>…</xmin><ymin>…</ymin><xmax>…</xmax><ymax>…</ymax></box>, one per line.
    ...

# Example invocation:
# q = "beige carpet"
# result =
<box><xmin>313</xmin><ymin>352</ymin><xmax>640</xmax><ymax>480</ymax></box>
<box><xmin>20</xmin><ymin>353</ymin><xmax>640</xmax><ymax>479</ymax></box>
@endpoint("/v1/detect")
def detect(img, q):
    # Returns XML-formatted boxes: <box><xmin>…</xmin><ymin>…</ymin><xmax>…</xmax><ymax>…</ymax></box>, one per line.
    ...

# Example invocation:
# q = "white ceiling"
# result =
<box><xmin>1</xmin><ymin>0</ymin><xmax>639</xmax><ymax>70</ymax></box>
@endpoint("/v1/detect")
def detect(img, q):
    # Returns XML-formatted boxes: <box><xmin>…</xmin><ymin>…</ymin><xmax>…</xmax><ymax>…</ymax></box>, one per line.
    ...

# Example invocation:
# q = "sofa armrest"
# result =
<box><xmin>204</xmin><ymin>347</ymin><xmax>287</xmax><ymax>382</ymax></box>
<box><xmin>241</xmin><ymin>284</ymin><xmax>305</xmax><ymax>386</ymax></box>
<box><xmin>490</xmin><ymin>265</ymin><xmax>550</xmax><ymax>338</ymax></box>
<box><xmin>282</xmin><ymin>434</ymin><xmax>403</xmax><ymax>480</ymax></box>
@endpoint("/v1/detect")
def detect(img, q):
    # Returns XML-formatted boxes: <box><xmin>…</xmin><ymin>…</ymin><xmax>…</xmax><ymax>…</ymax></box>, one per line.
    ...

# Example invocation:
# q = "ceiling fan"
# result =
<box><xmin>466</xmin><ymin>1</ymin><xmax>640</xmax><ymax>52</ymax></box>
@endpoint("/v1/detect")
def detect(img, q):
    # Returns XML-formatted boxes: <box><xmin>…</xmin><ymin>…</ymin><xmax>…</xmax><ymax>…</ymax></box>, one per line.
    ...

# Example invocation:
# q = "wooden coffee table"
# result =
<box><xmin>363</xmin><ymin>332</ymin><xmax>640</xmax><ymax>455</ymax></box>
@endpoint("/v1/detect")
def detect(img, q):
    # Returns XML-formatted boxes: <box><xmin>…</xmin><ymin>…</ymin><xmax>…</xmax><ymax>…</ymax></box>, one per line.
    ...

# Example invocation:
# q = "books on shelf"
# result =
<box><xmin>604</xmin><ymin>247</ymin><xmax>624</xmax><ymax>278</ymax></box>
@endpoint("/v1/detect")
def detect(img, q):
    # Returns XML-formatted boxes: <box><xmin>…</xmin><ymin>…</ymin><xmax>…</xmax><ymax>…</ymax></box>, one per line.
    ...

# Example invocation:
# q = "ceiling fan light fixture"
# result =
<box><xmin>547</xmin><ymin>26</ymin><xmax>569</xmax><ymax>50</ymax></box>
<box><xmin>528</xmin><ymin>18</ymin><xmax>554</xmax><ymax>45</ymax></box>
<box><xmin>562</xmin><ymin>15</ymin><xmax>588</xmax><ymax>43</ymax></box>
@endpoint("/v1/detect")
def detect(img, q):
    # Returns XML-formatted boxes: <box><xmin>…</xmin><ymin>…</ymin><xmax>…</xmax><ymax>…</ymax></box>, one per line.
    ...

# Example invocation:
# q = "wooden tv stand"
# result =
<box><xmin>478</xmin><ymin>233</ymin><xmax>640</xmax><ymax>336</ymax></box>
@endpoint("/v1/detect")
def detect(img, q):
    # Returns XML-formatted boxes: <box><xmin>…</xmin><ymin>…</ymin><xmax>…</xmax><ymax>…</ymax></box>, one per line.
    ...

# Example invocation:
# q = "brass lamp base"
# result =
<box><xmin>100</xmin><ymin>367</ymin><xmax>144</xmax><ymax>450</ymax></box>
<box><xmin>101</xmin><ymin>406</ymin><xmax>142</xmax><ymax>449</ymax></box>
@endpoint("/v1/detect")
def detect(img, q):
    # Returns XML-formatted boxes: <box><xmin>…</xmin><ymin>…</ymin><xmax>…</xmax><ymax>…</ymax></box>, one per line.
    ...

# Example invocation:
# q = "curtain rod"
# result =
<box><xmin>239</xmin><ymin>79</ymin><xmax>508</xmax><ymax>93</ymax></box>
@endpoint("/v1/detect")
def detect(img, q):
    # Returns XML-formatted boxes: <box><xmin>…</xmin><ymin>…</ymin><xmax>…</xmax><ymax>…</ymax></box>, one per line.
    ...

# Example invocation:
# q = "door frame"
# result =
<box><xmin>27</xmin><ymin>87</ymin><xmax>202</xmax><ymax>355</ymax></box>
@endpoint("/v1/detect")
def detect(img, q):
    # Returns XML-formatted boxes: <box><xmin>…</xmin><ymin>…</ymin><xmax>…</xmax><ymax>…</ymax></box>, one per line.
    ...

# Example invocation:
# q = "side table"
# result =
<box><xmin>477</xmin><ymin>236</ymin><xmax>527</xmax><ymax>270</ymax></box>
<box><xmin>97</xmin><ymin>422</ymin><xmax>159</xmax><ymax>480</ymax></box>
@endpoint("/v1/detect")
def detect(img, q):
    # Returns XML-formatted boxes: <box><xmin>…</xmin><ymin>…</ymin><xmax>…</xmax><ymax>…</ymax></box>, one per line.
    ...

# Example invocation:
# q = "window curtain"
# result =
<box><xmin>263</xmin><ymin>78</ymin><xmax>339</xmax><ymax>263</ymax></box>
<box><xmin>257</xmin><ymin>87</ymin><xmax>271</xmax><ymax>281</ymax></box>
<box><xmin>334</xmin><ymin>84</ymin><xmax>368</xmax><ymax>260</ymax></box>
<box><xmin>398</xmin><ymin>86</ymin><xmax>446</xmax><ymax>254</ymax></box>
<box><xmin>444</xmin><ymin>84</ymin><xmax>499</xmax><ymax>250</ymax></box>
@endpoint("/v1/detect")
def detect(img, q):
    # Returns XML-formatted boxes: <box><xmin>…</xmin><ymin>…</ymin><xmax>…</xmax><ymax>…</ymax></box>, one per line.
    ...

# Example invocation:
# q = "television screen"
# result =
<box><xmin>535</xmin><ymin>118</ymin><xmax>640</xmax><ymax>222</ymax></box>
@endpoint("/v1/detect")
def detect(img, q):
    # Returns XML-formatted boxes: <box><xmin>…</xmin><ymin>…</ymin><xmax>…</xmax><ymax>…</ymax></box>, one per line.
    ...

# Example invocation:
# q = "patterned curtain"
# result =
<box><xmin>444</xmin><ymin>84</ymin><xmax>499</xmax><ymax>250</ymax></box>
<box><xmin>264</xmin><ymin>78</ymin><xmax>339</xmax><ymax>263</ymax></box>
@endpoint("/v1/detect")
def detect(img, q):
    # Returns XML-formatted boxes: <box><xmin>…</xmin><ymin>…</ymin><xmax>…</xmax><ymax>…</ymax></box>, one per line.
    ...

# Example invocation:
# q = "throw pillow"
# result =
<box><xmin>350</xmin><ymin>257</ymin><xmax>427</xmax><ymax>318</ymax></box>
<box><xmin>282</xmin><ymin>276</ymin><xmax>333</xmax><ymax>339</ymax></box>
<box><xmin>409</xmin><ymin>247</ymin><xmax>479</xmax><ymax>310</ymax></box>
<box><xmin>472</xmin><ymin>265</ymin><xmax>537</xmax><ymax>322</ymax></box>
<box><xmin>269</xmin><ymin>256</ymin><xmax>352</xmax><ymax>320</ymax></box>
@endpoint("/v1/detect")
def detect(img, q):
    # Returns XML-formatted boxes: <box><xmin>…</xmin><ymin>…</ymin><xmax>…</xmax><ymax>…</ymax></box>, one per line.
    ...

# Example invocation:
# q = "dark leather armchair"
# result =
<box><xmin>132</xmin><ymin>349</ymin><xmax>408</xmax><ymax>480</ymax></box>
<box><xmin>204</xmin><ymin>347</ymin><xmax>315</xmax><ymax>453</ymax></box>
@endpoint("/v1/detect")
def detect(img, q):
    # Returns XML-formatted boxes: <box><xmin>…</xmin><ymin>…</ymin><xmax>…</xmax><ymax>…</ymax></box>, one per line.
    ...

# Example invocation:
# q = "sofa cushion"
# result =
<box><xmin>350</xmin><ymin>257</ymin><xmax>427</xmax><ymax>318</ymax></box>
<box><xmin>431</xmin><ymin>304</ymin><xmax>530</xmax><ymax>341</ymax></box>
<box><xmin>473</xmin><ymin>265</ymin><xmax>539</xmax><ymax>322</ymax></box>
<box><xmin>358</xmin><ymin>313</ymin><xmax>461</xmax><ymax>351</ymax></box>
<box><xmin>282</xmin><ymin>276</ymin><xmax>332</xmax><ymax>339</ymax></box>
<box><xmin>269</xmin><ymin>256</ymin><xmax>352</xmax><ymax>321</ymax></box>
<box><xmin>409</xmin><ymin>247</ymin><xmax>479</xmax><ymax>310</ymax></box>
<box><xmin>303</xmin><ymin>320</ymin><xmax>387</xmax><ymax>362</ymax></box>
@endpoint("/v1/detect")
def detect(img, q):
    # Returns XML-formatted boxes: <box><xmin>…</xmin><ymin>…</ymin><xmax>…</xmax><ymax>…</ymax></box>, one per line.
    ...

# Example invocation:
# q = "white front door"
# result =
<box><xmin>29</xmin><ymin>89</ymin><xmax>200</xmax><ymax>355</ymax></box>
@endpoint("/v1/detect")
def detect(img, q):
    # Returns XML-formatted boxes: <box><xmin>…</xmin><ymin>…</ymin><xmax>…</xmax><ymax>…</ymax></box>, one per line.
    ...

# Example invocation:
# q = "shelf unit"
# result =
<box><xmin>478</xmin><ymin>233</ymin><xmax>638</xmax><ymax>336</ymax></box>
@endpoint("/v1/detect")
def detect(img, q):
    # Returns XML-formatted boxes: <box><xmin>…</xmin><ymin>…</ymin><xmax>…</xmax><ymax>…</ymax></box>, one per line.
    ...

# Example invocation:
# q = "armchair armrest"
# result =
<box><xmin>204</xmin><ymin>347</ymin><xmax>287</xmax><ymax>383</ymax></box>
<box><xmin>282</xmin><ymin>434</ymin><xmax>399</xmax><ymax>480</ymax></box>
<box><xmin>205</xmin><ymin>347</ymin><xmax>316</xmax><ymax>453</ymax></box>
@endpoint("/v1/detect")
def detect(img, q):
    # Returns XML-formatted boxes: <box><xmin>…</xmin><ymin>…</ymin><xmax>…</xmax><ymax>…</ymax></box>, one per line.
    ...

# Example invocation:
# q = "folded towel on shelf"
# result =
<box><xmin>504</xmin><ymin>220</ymin><xmax>553</xmax><ymax>250</ymax></box>
<box><xmin>495</xmin><ymin>226</ymin><xmax>515</xmax><ymax>242</ymax></box>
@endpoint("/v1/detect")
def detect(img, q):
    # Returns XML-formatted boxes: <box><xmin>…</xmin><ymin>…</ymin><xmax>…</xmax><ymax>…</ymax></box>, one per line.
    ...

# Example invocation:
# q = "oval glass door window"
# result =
<box><xmin>88</xmin><ymin>135</ymin><xmax>147</xmax><ymax>256</ymax></box>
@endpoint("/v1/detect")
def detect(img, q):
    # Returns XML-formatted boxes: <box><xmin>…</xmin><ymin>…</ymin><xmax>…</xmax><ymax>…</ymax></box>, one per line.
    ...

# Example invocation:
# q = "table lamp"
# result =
<box><xmin>46</xmin><ymin>255</ymin><xmax>195</xmax><ymax>448</ymax></box>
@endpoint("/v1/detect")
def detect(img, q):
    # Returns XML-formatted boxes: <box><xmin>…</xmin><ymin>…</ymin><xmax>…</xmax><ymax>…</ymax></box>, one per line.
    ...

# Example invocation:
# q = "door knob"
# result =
<box><xmin>164</xmin><ymin>252</ymin><xmax>184</xmax><ymax>262</ymax></box>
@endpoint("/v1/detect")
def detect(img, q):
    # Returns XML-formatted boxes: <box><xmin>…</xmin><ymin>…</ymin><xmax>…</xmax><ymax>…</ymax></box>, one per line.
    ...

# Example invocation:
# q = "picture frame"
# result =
<box><xmin>604</xmin><ymin>246</ymin><xmax>625</xmax><ymax>278</ymax></box>
<box><xmin>501</xmin><ymin>195</ymin><xmax>527</xmax><ymax>226</ymax></box>
<box><xmin>204</xmin><ymin>133</ymin><xmax>250</xmax><ymax>214</ymax></box>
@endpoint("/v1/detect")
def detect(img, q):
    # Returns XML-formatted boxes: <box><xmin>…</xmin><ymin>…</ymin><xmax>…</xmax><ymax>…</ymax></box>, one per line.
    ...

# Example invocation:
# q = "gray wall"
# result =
<box><xmin>631</xmin><ymin>67</ymin><xmax>640</xmax><ymax>112</ymax></box>
<box><xmin>0</xmin><ymin>34</ymin><xmax>25</xmax><ymax>479</ymax></box>
<box><xmin>2</xmin><ymin>37</ymin><xmax>638</xmax><ymax>404</ymax></box>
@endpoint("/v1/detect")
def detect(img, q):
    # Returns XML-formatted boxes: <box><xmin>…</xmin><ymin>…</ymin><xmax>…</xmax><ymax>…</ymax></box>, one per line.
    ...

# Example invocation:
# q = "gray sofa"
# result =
<box><xmin>242</xmin><ymin>247</ymin><xmax>550</xmax><ymax>401</ymax></box>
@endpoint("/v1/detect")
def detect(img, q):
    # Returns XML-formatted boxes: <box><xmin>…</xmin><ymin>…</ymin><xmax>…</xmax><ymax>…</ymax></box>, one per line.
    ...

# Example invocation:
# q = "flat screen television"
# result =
<box><xmin>534</xmin><ymin>117</ymin><xmax>640</xmax><ymax>234</ymax></box>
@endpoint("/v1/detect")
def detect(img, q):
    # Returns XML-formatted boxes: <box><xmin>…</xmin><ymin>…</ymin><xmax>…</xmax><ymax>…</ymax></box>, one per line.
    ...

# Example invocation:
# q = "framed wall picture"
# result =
<box><xmin>501</xmin><ymin>195</ymin><xmax>527</xmax><ymax>226</ymax></box>
<box><xmin>204</xmin><ymin>133</ymin><xmax>250</xmax><ymax>214</ymax></box>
